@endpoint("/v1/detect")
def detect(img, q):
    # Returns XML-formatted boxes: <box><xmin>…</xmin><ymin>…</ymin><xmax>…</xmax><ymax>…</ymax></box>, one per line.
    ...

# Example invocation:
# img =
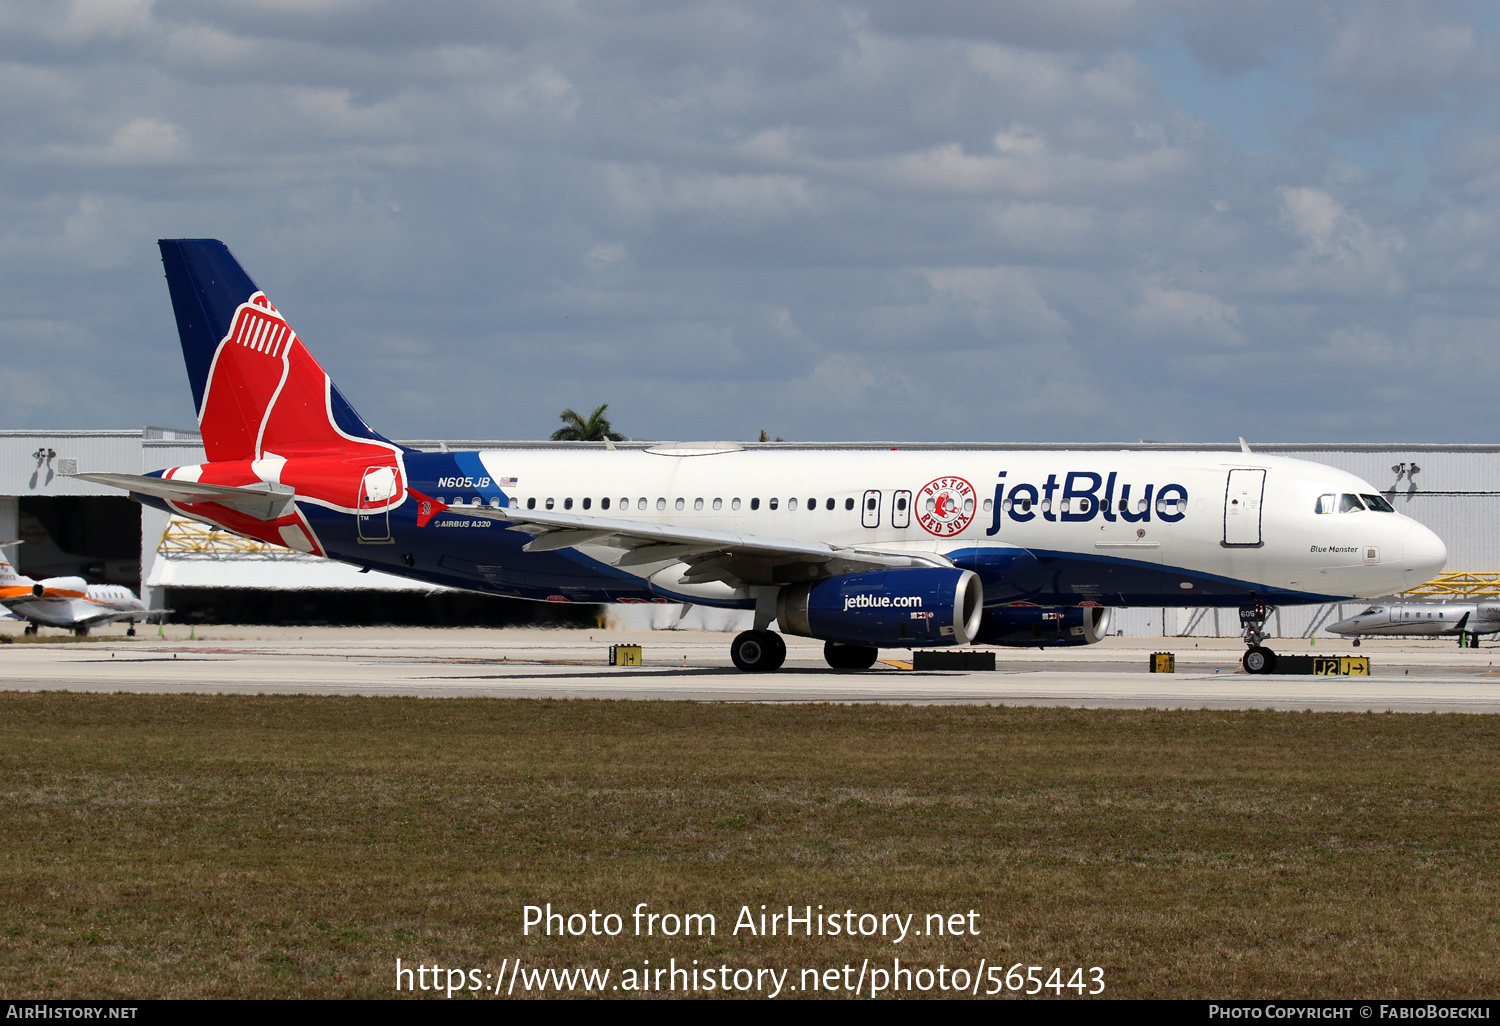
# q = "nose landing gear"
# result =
<box><xmin>1239</xmin><ymin>599</ymin><xmax>1278</xmax><ymax>674</ymax></box>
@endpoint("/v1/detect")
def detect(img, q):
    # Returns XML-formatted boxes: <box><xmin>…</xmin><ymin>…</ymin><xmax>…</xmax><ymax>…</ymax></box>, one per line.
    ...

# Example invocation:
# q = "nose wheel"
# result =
<box><xmin>1239</xmin><ymin>598</ymin><xmax>1278</xmax><ymax>674</ymax></box>
<box><xmin>1241</xmin><ymin>646</ymin><xmax>1277</xmax><ymax>674</ymax></box>
<box><xmin>730</xmin><ymin>629</ymin><xmax>786</xmax><ymax>672</ymax></box>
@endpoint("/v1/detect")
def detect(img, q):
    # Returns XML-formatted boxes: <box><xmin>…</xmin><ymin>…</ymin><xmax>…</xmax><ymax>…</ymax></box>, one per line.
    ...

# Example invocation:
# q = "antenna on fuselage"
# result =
<box><xmin>1239</xmin><ymin>437</ymin><xmax>1252</xmax><ymax>453</ymax></box>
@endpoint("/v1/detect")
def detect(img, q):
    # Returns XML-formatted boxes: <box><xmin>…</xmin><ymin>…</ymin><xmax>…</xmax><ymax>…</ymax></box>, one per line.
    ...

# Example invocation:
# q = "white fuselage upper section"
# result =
<box><xmin>424</xmin><ymin>448</ymin><xmax>1445</xmax><ymax>602</ymax></box>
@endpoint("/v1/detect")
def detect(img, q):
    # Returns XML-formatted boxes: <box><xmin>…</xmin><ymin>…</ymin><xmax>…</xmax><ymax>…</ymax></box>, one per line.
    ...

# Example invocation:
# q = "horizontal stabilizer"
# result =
<box><xmin>75</xmin><ymin>473</ymin><xmax>296</xmax><ymax>521</ymax></box>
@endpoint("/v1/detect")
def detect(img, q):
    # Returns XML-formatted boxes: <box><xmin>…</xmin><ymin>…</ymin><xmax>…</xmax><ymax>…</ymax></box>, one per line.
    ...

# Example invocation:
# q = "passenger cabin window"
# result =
<box><xmin>582</xmin><ymin>497</ymin><xmax>591</xmax><ymax>510</ymax></box>
<box><xmin>694</xmin><ymin>498</ymin><xmax>703</xmax><ymax>510</ymax></box>
<box><xmin>825</xmin><ymin>498</ymin><xmax>834</xmax><ymax>510</ymax></box>
<box><xmin>750</xmin><ymin>498</ymin><xmax>760</xmax><ymax>510</ymax></box>
<box><xmin>1361</xmin><ymin>493</ymin><xmax>1395</xmax><ymax>512</ymax></box>
<box><xmin>713</xmin><ymin>498</ymin><xmax>723</xmax><ymax>510</ymax></box>
<box><xmin>788</xmin><ymin>498</ymin><xmax>798</xmax><ymax>511</ymax></box>
<box><xmin>675</xmin><ymin>498</ymin><xmax>685</xmax><ymax>510</ymax></box>
<box><xmin>732</xmin><ymin>498</ymin><xmax>741</xmax><ymax>510</ymax></box>
<box><xmin>656</xmin><ymin>498</ymin><xmax>666</xmax><ymax>510</ymax></box>
<box><xmin>545</xmin><ymin>498</ymin><xmax>555</xmax><ymax>510</ymax></box>
<box><xmin>844</xmin><ymin>498</ymin><xmax>854</xmax><ymax>510</ymax></box>
<box><xmin>527</xmin><ymin>497</ymin><xmax>536</xmax><ymax>509</ymax></box>
<box><xmin>638</xmin><ymin>498</ymin><xmax>647</xmax><ymax>510</ymax></box>
<box><xmin>770</xmin><ymin>498</ymin><xmax>779</xmax><ymax>510</ymax></box>
<box><xmin>1316</xmin><ymin>494</ymin><xmax>1337</xmax><ymax>514</ymax></box>
<box><xmin>1339</xmin><ymin>493</ymin><xmax>1365</xmax><ymax>513</ymax></box>
<box><xmin>601</xmin><ymin>497</ymin><xmax>610</xmax><ymax>510</ymax></box>
<box><xmin>564</xmin><ymin>498</ymin><xmax>574</xmax><ymax>510</ymax></box>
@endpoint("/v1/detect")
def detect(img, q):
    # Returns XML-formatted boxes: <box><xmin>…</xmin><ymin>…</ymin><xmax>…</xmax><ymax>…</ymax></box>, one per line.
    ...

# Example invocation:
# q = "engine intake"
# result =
<box><xmin>975</xmin><ymin>605</ymin><xmax>1112</xmax><ymax>648</ymax></box>
<box><xmin>777</xmin><ymin>568</ymin><xmax>984</xmax><ymax>648</ymax></box>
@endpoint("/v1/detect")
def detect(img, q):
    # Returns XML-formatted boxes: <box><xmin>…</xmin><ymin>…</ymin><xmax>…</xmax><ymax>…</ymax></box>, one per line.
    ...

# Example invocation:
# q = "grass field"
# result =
<box><xmin>2</xmin><ymin>693</ymin><xmax>1497</xmax><ymax>999</ymax></box>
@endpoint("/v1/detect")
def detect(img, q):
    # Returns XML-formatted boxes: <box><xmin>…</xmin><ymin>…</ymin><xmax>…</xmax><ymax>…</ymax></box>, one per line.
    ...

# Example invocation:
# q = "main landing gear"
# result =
<box><xmin>824</xmin><ymin>641</ymin><xmax>878</xmax><ymax>670</ymax></box>
<box><xmin>730</xmin><ymin>630</ymin><xmax>786</xmax><ymax>672</ymax></box>
<box><xmin>1239</xmin><ymin>598</ymin><xmax>1278</xmax><ymax>675</ymax></box>
<box><xmin>728</xmin><ymin>632</ymin><xmax>884</xmax><ymax>672</ymax></box>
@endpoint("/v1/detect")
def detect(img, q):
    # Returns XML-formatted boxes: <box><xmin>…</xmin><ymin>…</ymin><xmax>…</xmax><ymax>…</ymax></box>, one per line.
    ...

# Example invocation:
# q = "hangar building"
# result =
<box><xmin>2</xmin><ymin>430</ymin><xmax>1495</xmax><ymax>638</ymax></box>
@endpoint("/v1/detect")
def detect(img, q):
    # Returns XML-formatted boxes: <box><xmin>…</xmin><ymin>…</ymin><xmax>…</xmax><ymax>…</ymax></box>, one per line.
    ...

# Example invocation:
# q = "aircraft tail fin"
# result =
<box><xmin>158</xmin><ymin>239</ymin><xmax>400</xmax><ymax>463</ymax></box>
<box><xmin>0</xmin><ymin>542</ymin><xmax>28</xmax><ymax>588</ymax></box>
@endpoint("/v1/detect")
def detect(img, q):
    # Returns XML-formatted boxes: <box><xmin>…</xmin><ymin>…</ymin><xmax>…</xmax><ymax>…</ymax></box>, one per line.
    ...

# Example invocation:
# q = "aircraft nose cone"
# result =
<box><xmin>1402</xmin><ymin>523</ymin><xmax>1447</xmax><ymax>585</ymax></box>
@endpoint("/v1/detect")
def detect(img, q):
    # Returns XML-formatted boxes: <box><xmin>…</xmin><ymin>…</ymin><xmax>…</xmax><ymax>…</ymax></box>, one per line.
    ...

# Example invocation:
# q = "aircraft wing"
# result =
<box><xmin>74</xmin><ymin>473</ymin><xmax>295</xmax><ymax>520</ymax></box>
<box><xmin>448</xmin><ymin>504</ymin><xmax>953</xmax><ymax>586</ymax></box>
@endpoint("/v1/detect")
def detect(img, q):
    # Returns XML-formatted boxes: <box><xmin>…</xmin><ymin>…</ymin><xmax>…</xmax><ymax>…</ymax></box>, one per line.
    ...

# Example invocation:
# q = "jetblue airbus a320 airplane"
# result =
<box><xmin>81</xmin><ymin>240</ymin><xmax>1448</xmax><ymax>674</ymax></box>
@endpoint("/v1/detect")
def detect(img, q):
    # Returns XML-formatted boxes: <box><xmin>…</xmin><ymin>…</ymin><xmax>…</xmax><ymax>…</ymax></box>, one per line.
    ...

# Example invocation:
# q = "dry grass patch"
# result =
<box><xmin>1</xmin><ymin>695</ymin><xmax>1496</xmax><ymax>998</ymax></box>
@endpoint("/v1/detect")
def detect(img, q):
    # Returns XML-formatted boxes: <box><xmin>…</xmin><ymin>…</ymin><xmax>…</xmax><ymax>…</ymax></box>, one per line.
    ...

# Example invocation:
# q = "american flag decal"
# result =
<box><xmin>499</xmin><ymin>477</ymin><xmax>518</xmax><ymax>487</ymax></box>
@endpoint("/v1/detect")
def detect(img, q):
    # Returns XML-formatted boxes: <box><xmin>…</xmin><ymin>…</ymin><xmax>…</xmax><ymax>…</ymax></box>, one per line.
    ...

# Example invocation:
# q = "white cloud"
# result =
<box><xmin>0</xmin><ymin>0</ymin><xmax>1495</xmax><ymax>444</ymax></box>
<box><xmin>1265</xmin><ymin>187</ymin><xmax>1407</xmax><ymax>297</ymax></box>
<box><xmin>1127</xmin><ymin>286</ymin><xmax>1245</xmax><ymax>348</ymax></box>
<box><xmin>918</xmin><ymin>266</ymin><xmax>1072</xmax><ymax>339</ymax></box>
<box><xmin>1321</xmin><ymin>8</ymin><xmax>1495</xmax><ymax>114</ymax></box>
<box><xmin>604</xmin><ymin>165</ymin><xmax>818</xmax><ymax>222</ymax></box>
<box><xmin>769</xmin><ymin>307</ymin><xmax>800</xmax><ymax>339</ymax></box>
<box><xmin>1319</xmin><ymin>325</ymin><xmax>1395</xmax><ymax>364</ymax></box>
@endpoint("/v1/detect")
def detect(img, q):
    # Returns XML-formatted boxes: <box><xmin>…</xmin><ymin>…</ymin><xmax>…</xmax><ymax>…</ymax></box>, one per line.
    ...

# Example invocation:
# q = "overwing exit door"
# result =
<box><xmin>1223</xmin><ymin>468</ymin><xmax>1266</xmax><ymax>547</ymax></box>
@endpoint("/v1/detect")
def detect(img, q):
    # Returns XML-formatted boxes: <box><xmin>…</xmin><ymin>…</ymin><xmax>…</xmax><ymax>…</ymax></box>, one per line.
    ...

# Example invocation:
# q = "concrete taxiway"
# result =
<box><xmin>4</xmin><ymin>624</ymin><xmax>1500</xmax><ymax>712</ymax></box>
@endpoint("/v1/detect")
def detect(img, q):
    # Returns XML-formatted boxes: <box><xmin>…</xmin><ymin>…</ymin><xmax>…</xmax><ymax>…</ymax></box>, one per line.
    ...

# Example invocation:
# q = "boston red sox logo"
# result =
<box><xmin>916</xmin><ymin>476</ymin><xmax>976</xmax><ymax>537</ymax></box>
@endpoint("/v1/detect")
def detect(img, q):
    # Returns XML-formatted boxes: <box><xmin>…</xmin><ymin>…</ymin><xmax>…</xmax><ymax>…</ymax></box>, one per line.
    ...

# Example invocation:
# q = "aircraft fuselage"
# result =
<box><xmin>142</xmin><ymin>447</ymin><xmax>1446</xmax><ymax>611</ymax></box>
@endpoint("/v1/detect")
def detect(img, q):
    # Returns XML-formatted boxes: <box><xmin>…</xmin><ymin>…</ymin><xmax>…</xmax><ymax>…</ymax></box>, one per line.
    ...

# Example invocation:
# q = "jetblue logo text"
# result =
<box><xmin>843</xmin><ymin>594</ymin><xmax>924</xmax><ymax>612</ymax></box>
<box><xmin>987</xmin><ymin>471</ymin><xmax>1189</xmax><ymax>536</ymax></box>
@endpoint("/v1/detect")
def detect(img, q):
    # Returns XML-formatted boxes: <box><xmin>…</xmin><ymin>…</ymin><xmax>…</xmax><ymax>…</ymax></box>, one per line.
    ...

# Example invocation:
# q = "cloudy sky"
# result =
<box><xmin>2</xmin><ymin>0</ymin><xmax>1496</xmax><ymax>443</ymax></box>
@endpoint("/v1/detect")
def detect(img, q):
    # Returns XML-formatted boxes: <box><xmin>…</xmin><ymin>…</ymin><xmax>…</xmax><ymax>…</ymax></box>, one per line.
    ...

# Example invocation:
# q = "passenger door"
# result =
<box><xmin>358</xmin><ymin>466</ymin><xmax>396</xmax><ymax>543</ymax></box>
<box><xmin>892</xmin><ymin>489</ymin><xmax>911</xmax><ymax>529</ymax></box>
<box><xmin>1222</xmin><ymin>469</ymin><xmax>1265</xmax><ymax>547</ymax></box>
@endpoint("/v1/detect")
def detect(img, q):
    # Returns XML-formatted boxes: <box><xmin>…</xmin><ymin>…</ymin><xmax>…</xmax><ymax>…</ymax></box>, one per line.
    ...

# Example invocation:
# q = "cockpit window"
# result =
<box><xmin>1361</xmin><ymin>607</ymin><xmax>1383</xmax><ymax>615</ymax></box>
<box><xmin>1360</xmin><ymin>493</ymin><xmax>1395</xmax><ymax>512</ymax></box>
<box><xmin>1339</xmin><ymin>493</ymin><xmax>1365</xmax><ymax>513</ymax></box>
<box><xmin>1315</xmin><ymin>493</ymin><xmax>1337</xmax><ymax>514</ymax></box>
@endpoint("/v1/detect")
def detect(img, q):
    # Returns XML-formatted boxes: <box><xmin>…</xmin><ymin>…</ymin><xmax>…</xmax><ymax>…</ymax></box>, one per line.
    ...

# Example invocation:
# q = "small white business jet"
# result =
<box><xmin>1326</xmin><ymin>601</ymin><xmax>1500</xmax><ymax>647</ymax></box>
<box><xmin>0</xmin><ymin>544</ymin><xmax>160</xmax><ymax>636</ymax></box>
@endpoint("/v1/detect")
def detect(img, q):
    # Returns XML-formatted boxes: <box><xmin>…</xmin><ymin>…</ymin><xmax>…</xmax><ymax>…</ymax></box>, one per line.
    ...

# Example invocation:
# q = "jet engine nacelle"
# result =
<box><xmin>777</xmin><ymin>568</ymin><xmax>984</xmax><ymax>648</ymax></box>
<box><xmin>976</xmin><ymin>605</ymin><xmax>1113</xmax><ymax>648</ymax></box>
<box><xmin>34</xmin><ymin>576</ymin><xmax>87</xmax><ymax>599</ymax></box>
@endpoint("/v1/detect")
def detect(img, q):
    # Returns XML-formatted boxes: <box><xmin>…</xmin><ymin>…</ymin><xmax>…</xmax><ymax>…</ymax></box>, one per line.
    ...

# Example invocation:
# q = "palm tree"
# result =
<box><xmin>551</xmin><ymin>403</ymin><xmax>625</xmax><ymax>441</ymax></box>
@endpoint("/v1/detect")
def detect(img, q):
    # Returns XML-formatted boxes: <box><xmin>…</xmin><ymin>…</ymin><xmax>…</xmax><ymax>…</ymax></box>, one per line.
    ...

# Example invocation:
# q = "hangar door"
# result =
<box><xmin>1223</xmin><ymin>469</ymin><xmax>1266</xmax><ymax>547</ymax></box>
